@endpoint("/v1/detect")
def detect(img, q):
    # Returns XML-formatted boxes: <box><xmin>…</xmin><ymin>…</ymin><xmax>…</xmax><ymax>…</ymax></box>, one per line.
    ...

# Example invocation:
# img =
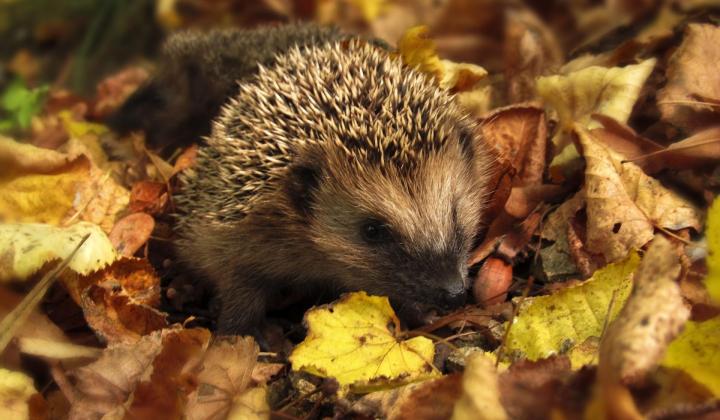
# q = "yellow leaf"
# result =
<box><xmin>0</xmin><ymin>145</ymin><xmax>90</xmax><ymax>225</ymax></box>
<box><xmin>289</xmin><ymin>292</ymin><xmax>438</xmax><ymax>394</ymax></box>
<box><xmin>662</xmin><ymin>317</ymin><xmax>720</xmax><ymax>396</ymax></box>
<box><xmin>538</xmin><ymin>58</ymin><xmax>656</xmax><ymax>135</ymax></box>
<box><xmin>0</xmin><ymin>137</ymin><xmax>129</xmax><ymax>231</ymax></box>
<box><xmin>397</xmin><ymin>26</ymin><xmax>489</xmax><ymax>115</ymax></box>
<box><xmin>0</xmin><ymin>368</ymin><xmax>41</xmax><ymax>420</ymax></box>
<box><xmin>397</xmin><ymin>26</ymin><xmax>444</xmax><ymax>80</ymax></box>
<box><xmin>705</xmin><ymin>197</ymin><xmax>720</xmax><ymax>303</ymax></box>
<box><xmin>350</xmin><ymin>0</ymin><xmax>386</xmax><ymax>21</ymax></box>
<box><xmin>504</xmin><ymin>252</ymin><xmax>640</xmax><ymax>362</ymax></box>
<box><xmin>0</xmin><ymin>222</ymin><xmax>117</xmax><ymax>282</ymax></box>
<box><xmin>538</xmin><ymin>59</ymin><xmax>656</xmax><ymax>170</ymax></box>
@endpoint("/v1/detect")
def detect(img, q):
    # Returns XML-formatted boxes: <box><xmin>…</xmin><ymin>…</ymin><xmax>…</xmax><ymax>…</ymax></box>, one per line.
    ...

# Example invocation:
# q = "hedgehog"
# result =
<box><xmin>120</xmin><ymin>25</ymin><xmax>496</xmax><ymax>334</ymax></box>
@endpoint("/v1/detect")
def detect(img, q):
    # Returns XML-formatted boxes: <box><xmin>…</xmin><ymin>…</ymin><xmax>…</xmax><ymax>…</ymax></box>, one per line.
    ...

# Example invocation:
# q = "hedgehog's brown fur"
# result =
<box><xmin>174</xmin><ymin>38</ymin><xmax>495</xmax><ymax>334</ymax></box>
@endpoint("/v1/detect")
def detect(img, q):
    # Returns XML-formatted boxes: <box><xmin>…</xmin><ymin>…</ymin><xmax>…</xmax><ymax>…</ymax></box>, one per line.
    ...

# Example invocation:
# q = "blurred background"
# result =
<box><xmin>0</xmin><ymin>0</ymin><xmax>718</xmax><ymax>135</ymax></box>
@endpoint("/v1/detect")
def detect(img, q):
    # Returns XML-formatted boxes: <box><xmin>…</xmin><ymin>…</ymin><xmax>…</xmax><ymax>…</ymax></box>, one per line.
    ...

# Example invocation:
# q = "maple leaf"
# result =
<box><xmin>289</xmin><ymin>292</ymin><xmax>438</xmax><ymax>394</ymax></box>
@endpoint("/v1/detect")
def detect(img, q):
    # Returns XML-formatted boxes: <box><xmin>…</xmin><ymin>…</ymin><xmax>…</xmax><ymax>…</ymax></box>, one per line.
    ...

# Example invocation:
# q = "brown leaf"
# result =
<box><xmin>69</xmin><ymin>328</ymin><xmax>211</xmax><ymax>420</ymax></box>
<box><xmin>129</xmin><ymin>181</ymin><xmax>169</xmax><ymax>215</ymax></box>
<box><xmin>172</xmin><ymin>144</ymin><xmax>198</xmax><ymax>176</ymax></box>
<box><xmin>598</xmin><ymin>235</ymin><xmax>690</xmax><ymax>419</ymax></box>
<box><xmin>625</xmin><ymin>126</ymin><xmax>720</xmax><ymax>171</ymax></box>
<box><xmin>65</xmin><ymin>258</ymin><xmax>166</xmax><ymax>344</ymax></box>
<box><xmin>187</xmin><ymin>336</ymin><xmax>272</xmax><ymax>420</ymax></box>
<box><xmin>347</xmin><ymin>375</ymin><xmax>461</xmax><ymax>420</ymax></box>
<box><xmin>92</xmin><ymin>67</ymin><xmax>149</xmax><ymax>119</ymax></box>
<box><xmin>599</xmin><ymin>235</ymin><xmax>689</xmax><ymax>385</ymax></box>
<box><xmin>576</xmin><ymin>127</ymin><xmax>701</xmax><ymax>263</ymax></box>
<box><xmin>659</xmin><ymin>23</ymin><xmax>720</xmax><ymax>130</ymax></box>
<box><xmin>499</xmin><ymin>356</ymin><xmax>573</xmax><ymax>420</ymax></box>
<box><xmin>504</xmin><ymin>8</ymin><xmax>564</xmax><ymax>103</ymax></box>
<box><xmin>109</xmin><ymin>212</ymin><xmax>155</xmax><ymax>257</ymax></box>
<box><xmin>503</xmin><ymin>184</ymin><xmax>565</xmax><ymax>219</ymax></box>
<box><xmin>480</xmin><ymin>104</ymin><xmax>548</xmax><ymax>186</ymax></box>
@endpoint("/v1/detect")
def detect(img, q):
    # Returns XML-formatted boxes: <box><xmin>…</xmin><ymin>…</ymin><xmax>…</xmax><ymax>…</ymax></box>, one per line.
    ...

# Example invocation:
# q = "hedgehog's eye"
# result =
<box><xmin>361</xmin><ymin>219</ymin><xmax>393</xmax><ymax>244</ymax></box>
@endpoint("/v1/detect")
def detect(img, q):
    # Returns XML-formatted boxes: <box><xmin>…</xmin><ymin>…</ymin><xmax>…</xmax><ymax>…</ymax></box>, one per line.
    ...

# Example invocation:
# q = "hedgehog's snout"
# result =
<box><xmin>436</xmin><ymin>274</ymin><xmax>467</xmax><ymax>309</ymax></box>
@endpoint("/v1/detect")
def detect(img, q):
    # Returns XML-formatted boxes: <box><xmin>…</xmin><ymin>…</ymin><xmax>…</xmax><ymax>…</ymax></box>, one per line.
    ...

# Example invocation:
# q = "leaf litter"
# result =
<box><xmin>1</xmin><ymin>1</ymin><xmax>720</xmax><ymax>419</ymax></box>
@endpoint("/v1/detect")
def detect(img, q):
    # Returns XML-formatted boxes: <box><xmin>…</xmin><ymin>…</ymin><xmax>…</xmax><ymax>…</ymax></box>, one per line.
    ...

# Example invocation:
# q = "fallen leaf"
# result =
<box><xmin>397</xmin><ymin>26</ymin><xmax>491</xmax><ymax>115</ymax></box>
<box><xmin>504</xmin><ymin>8</ymin><xmax>564</xmax><ymax>103</ymax></box>
<box><xmin>186</xmin><ymin>336</ymin><xmax>267</xmax><ymax>420</ymax></box>
<box><xmin>0</xmin><ymin>137</ymin><xmax>129</xmax><ymax>232</ymax></box>
<box><xmin>658</xmin><ymin>23</ymin><xmax>720</xmax><ymax>130</ymax></box>
<box><xmin>452</xmin><ymin>352</ymin><xmax>507</xmax><ymax>420</ymax></box>
<box><xmin>129</xmin><ymin>181</ymin><xmax>168</xmax><ymax>215</ymax></box>
<box><xmin>0</xmin><ymin>368</ymin><xmax>45</xmax><ymax>420</ymax></box>
<box><xmin>92</xmin><ymin>67</ymin><xmax>149</xmax><ymax>119</ymax></box>
<box><xmin>289</xmin><ymin>291</ymin><xmax>438</xmax><ymax>394</ymax></box>
<box><xmin>0</xmin><ymin>222</ymin><xmax>117</xmax><ymax>282</ymax></box>
<box><xmin>705</xmin><ymin>197</ymin><xmax>720</xmax><ymax>303</ymax></box>
<box><xmin>577</xmin><ymin>127</ymin><xmax>702</xmax><ymax>262</ymax></box>
<box><xmin>537</xmin><ymin>58</ymin><xmax>656</xmax><ymax>173</ymax></box>
<box><xmin>505</xmin><ymin>252</ymin><xmax>639</xmax><ymax>362</ymax></box>
<box><xmin>69</xmin><ymin>327</ymin><xmax>211</xmax><ymax>419</ymax></box>
<box><xmin>109</xmin><ymin>213</ymin><xmax>155</xmax><ymax>257</ymax></box>
<box><xmin>662</xmin><ymin>316</ymin><xmax>720</xmax><ymax>396</ymax></box>
<box><xmin>349</xmin><ymin>374</ymin><xmax>461</xmax><ymax>420</ymax></box>
<box><xmin>72</xmin><ymin>258</ymin><xmax>166</xmax><ymax>344</ymax></box>
<box><xmin>479</xmin><ymin>104</ymin><xmax>548</xmax><ymax>186</ymax></box>
<box><xmin>225</xmin><ymin>387</ymin><xmax>269</xmax><ymax>420</ymax></box>
<box><xmin>498</xmin><ymin>356</ymin><xmax>573</xmax><ymax>419</ymax></box>
<box><xmin>599</xmin><ymin>235</ymin><xmax>689</xmax><ymax>386</ymax></box>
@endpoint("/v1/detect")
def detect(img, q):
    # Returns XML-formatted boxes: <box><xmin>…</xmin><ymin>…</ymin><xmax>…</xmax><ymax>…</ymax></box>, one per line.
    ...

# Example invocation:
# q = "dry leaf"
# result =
<box><xmin>129</xmin><ymin>181</ymin><xmax>168</xmax><ymax>215</ymax></box>
<box><xmin>658</xmin><ymin>23</ymin><xmax>720</xmax><ymax>130</ymax></box>
<box><xmin>505</xmin><ymin>252</ymin><xmax>639</xmax><ymax>361</ymax></box>
<box><xmin>186</xmin><ymin>336</ymin><xmax>265</xmax><ymax>420</ymax></box>
<box><xmin>479</xmin><ymin>104</ymin><xmax>548</xmax><ymax>186</ymax></box>
<box><xmin>0</xmin><ymin>368</ymin><xmax>46</xmax><ymax>420</ymax></box>
<box><xmin>67</xmin><ymin>258</ymin><xmax>166</xmax><ymax>344</ymax></box>
<box><xmin>504</xmin><ymin>8</ymin><xmax>564</xmax><ymax>103</ymax></box>
<box><xmin>597</xmin><ymin>236</ymin><xmax>690</xmax><ymax>419</ymax></box>
<box><xmin>452</xmin><ymin>352</ymin><xmax>507</xmax><ymax>420</ymax></box>
<box><xmin>599</xmin><ymin>235</ymin><xmax>689</xmax><ymax>385</ymax></box>
<box><xmin>109</xmin><ymin>212</ymin><xmax>155</xmax><ymax>257</ymax></box>
<box><xmin>349</xmin><ymin>374</ymin><xmax>462</xmax><ymax>420</ymax></box>
<box><xmin>69</xmin><ymin>328</ymin><xmax>211</xmax><ymax>419</ymax></box>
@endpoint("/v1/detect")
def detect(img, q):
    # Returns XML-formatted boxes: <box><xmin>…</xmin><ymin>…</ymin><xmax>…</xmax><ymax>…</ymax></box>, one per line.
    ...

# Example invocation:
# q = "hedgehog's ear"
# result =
<box><xmin>286</xmin><ymin>163</ymin><xmax>320</xmax><ymax>217</ymax></box>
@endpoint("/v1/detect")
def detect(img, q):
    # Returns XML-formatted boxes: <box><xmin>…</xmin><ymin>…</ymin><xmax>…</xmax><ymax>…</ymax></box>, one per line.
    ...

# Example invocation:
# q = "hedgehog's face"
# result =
<box><xmin>287</xmin><ymin>135</ymin><xmax>492</xmax><ymax>316</ymax></box>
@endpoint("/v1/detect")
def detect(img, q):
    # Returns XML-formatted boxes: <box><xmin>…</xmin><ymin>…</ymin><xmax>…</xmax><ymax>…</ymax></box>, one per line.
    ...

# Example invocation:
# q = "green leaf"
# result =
<box><xmin>0</xmin><ymin>78</ymin><xmax>48</xmax><ymax>132</ymax></box>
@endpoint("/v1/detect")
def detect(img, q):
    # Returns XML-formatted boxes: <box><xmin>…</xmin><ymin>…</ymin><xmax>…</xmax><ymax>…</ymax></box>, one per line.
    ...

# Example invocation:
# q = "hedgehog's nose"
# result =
<box><xmin>438</xmin><ymin>277</ymin><xmax>467</xmax><ymax>309</ymax></box>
